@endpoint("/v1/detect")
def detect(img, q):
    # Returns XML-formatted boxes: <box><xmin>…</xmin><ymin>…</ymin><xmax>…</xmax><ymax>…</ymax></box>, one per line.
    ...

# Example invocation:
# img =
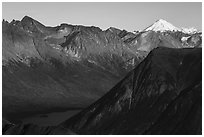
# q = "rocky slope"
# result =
<box><xmin>3</xmin><ymin>47</ymin><xmax>202</xmax><ymax>135</ymax></box>
<box><xmin>2</xmin><ymin>16</ymin><xmax>140</xmax><ymax>122</ymax></box>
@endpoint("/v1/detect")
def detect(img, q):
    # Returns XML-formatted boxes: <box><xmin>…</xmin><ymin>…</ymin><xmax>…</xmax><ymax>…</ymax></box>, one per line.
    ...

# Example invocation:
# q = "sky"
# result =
<box><xmin>2</xmin><ymin>2</ymin><xmax>202</xmax><ymax>32</ymax></box>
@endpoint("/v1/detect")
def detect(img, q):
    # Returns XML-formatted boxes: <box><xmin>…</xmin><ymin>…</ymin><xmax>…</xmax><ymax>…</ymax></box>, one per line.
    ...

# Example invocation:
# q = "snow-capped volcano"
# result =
<box><xmin>144</xmin><ymin>19</ymin><xmax>181</xmax><ymax>32</ymax></box>
<box><xmin>144</xmin><ymin>19</ymin><xmax>201</xmax><ymax>34</ymax></box>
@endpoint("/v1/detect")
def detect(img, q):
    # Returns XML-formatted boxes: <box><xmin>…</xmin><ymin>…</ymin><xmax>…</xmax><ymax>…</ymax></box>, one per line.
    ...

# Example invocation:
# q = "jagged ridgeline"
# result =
<box><xmin>2</xmin><ymin>16</ymin><xmax>202</xmax><ymax>135</ymax></box>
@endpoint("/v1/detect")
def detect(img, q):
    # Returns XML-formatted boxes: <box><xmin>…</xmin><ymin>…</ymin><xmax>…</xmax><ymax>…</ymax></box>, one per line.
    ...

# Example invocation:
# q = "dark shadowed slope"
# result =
<box><xmin>3</xmin><ymin>47</ymin><xmax>202</xmax><ymax>135</ymax></box>
<box><xmin>60</xmin><ymin>47</ymin><xmax>202</xmax><ymax>135</ymax></box>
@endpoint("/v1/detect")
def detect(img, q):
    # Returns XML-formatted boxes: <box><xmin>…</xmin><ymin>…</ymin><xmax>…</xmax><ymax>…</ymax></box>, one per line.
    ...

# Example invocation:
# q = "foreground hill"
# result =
<box><xmin>3</xmin><ymin>47</ymin><xmax>202</xmax><ymax>135</ymax></box>
<box><xmin>60</xmin><ymin>47</ymin><xmax>202</xmax><ymax>134</ymax></box>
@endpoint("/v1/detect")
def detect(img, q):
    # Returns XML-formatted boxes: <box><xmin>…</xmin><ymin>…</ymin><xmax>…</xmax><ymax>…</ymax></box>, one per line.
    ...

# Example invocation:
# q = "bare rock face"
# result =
<box><xmin>187</xmin><ymin>34</ymin><xmax>202</xmax><ymax>47</ymax></box>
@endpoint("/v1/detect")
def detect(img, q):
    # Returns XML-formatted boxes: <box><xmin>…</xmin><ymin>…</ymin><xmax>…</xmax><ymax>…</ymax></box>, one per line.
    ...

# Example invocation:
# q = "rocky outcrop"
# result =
<box><xmin>187</xmin><ymin>33</ymin><xmax>202</xmax><ymax>47</ymax></box>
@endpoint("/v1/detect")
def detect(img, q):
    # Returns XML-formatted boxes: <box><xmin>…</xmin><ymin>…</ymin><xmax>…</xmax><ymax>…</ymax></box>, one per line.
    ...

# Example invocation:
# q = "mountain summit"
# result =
<box><xmin>144</xmin><ymin>19</ymin><xmax>180</xmax><ymax>32</ymax></box>
<box><xmin>144</xmin><ymin>19</ymin><xmax>200</xmax><ymax>34</ymax></box>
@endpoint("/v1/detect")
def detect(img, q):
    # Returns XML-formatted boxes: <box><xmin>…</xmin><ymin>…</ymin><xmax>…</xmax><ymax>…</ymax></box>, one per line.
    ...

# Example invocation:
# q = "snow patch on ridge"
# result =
<box><xmin>181</xmin><ymin>27</ymin><xmax>199</xmax><ymax>34</ymax></box>
<box><xmin>181</xmin><ymin>36</ymin><xmax>191</xmax><ymax>42</ymax></box>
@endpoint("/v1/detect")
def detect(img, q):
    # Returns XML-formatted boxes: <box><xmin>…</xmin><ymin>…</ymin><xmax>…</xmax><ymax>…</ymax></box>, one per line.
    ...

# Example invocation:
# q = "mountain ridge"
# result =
<box><xmin>4</xmin><ymin>16</ymin><xmax>201</xmax><ymax>34</ymax></box>
<box><xmin>2</xmin><ymin>16</ymin><xmax>202</xmax><ymax>134</ymax></box>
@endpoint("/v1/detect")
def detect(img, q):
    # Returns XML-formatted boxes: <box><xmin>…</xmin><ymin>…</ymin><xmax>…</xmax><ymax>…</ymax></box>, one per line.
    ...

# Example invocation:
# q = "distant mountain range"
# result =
<box><xmin>2</xmin><ymin>16</ymin><xmax>202</xmax><ymax>135</ymax></box>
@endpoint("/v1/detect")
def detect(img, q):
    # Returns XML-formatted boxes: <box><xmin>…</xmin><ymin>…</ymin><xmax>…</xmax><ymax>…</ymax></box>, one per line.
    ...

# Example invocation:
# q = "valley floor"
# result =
<box><xmin>20</xmin><ymin>109</ymin><xmax>81</xmax><ymax>126</ymax></box>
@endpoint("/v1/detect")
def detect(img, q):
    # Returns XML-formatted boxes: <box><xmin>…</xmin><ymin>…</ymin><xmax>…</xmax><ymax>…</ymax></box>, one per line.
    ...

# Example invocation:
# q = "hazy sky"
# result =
<box><xmin>2</xmin><ymin>2</ymin><xmax>202</xmax><ymax>31</ymax></box>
